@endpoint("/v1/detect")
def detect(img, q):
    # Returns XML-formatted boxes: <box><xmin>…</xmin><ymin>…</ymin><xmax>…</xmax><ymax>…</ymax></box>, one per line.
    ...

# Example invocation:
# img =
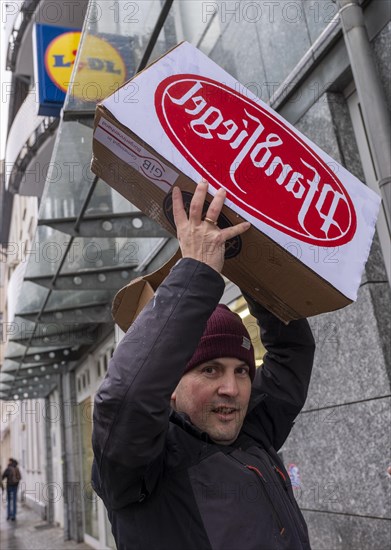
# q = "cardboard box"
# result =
<box><xmin>112</xmin><ymin>249</ymin><xmax>181</xmax><ymax>333</ymax></box>
<box><xmin>92</xmin><ymin>42</ymin><xmax>380</xmax><ymax>324</ymax></box>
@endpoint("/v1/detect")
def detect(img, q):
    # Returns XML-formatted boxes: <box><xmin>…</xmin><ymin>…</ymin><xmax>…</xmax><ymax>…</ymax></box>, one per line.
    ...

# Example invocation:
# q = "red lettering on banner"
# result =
<box><xmin>155</xmin><ymin>75</ymin><xmax>357</xmax><ymax>245</ymax></box>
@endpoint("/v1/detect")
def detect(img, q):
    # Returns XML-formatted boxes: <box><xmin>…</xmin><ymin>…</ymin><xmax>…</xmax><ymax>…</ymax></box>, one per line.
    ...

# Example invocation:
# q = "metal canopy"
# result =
<box><xmin>11</xmin><ymin>381</ymin><xmax>57</xmax><ymax>400</ymax></box>
<box><xmin>0</xmin><ymin>373</ymin><xmax>15</xmax><ymax>382</ymax></box>
<box><xmin>10</xmin><ymin>323</ymin><xmax>109</xmax><ymax>348</ymax></box>
<box><xmin>1</xmin><ymin>0</ymin><xmax>181</xmax><ymax>401</ymax></box>
<box><xmin>14</xmin><ymin>364</ymin><xmax>72</xmax><ymax>378</ymax></box>
<box><xmin>15</xmin><ymin>284</ymin><xmax>114</xmax><ymax>318</ymax></box>
<box><xmin>25</xmin><ymin>265</ymin><xmax>138</xmax><ymax>290</ymax></box>
<box><xmin>16</xmin><ymin>302</ymin><xmax>112</xmax><ymax>324</ymax></box>
<box><xmin>3</xmin><ymin>362</ymin><xmax>69</xmax><ymax>377</ymax></box>
<box><xmin>5</xmin><ymin>347</ymin><xmax>86</xmax><ymax>365</ymax></box>
<box><xmin>39</xmin><ymin>213</ymin><xmax>171</xmax><ymax>239</ymax></box>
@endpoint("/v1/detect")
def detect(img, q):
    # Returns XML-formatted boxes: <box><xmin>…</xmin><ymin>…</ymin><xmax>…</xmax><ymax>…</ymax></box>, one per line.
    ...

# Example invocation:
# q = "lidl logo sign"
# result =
<box><xmin>46</xmin><ymin>32</ymin><xmax>126</xmax><ymax>99</ymax></box>
<box><xmin>34</xmin><ymin>24</ymin><xmax>127</xmax><ymax>116</ymax></box>
<box><xmin>45</xmin><ymin>31</ymin><xmax>81</xmax><ymax>93</ymax></box>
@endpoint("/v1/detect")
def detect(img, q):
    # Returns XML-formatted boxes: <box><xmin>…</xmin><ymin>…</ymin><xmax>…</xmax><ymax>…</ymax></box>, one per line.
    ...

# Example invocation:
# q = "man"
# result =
<box><xmin>92</xmin><ymin>181</ymin><xmax>315</xmax><ymax>549</ymax></box>
<box><xmin>2</xmin><ymin>458</ymin><xmax>21</xmax><ymax>521</ymax></box>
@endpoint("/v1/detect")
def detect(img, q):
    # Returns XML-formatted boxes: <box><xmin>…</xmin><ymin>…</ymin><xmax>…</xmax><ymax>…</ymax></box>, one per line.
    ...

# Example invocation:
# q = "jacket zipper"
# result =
<box><xmin>246</xmin><ymin>465</ymin><xmax>286</xmax><ymax>536</ymax></box>
<box><xmin>272</xmin><ymin>463</ymin><xmax>308</xmax><ymax>540</ymax></box>
<box><xmin>273</xmin><ymin>465</ymin><xmax>288</xmax><ymax>489</ymax></box>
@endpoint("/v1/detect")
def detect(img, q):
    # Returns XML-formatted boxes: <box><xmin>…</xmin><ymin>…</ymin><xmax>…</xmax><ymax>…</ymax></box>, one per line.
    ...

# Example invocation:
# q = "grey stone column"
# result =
<box><xmin>281</xmin><ymin>91</ymin><xmax>391</xmax><ymax>549</ymax></box>
<box><xmin>44</xmin><ymin>395</ymin><xmax>54</xmax><ymax>524</ymax></box>
<box><xmin>59</xmin><ymin>371</ymin><xmax>84</xmax><ymax>542</ymax></box>
<box><xmin>337</xmin><ymin>0</ymin><xmax>391</xmax><ymax>229</ymax></box>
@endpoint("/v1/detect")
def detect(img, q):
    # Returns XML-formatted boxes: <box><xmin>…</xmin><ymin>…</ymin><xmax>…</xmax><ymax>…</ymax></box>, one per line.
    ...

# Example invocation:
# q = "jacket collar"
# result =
<box><xmin>169</xmin><ymin>409</ymin><xmax>259</xmax><ymax>452</ymax></box>
<box><xmin>169</xmin><ymin>409</ymin><xmax>211</xmax><ymax>442</ymax></box>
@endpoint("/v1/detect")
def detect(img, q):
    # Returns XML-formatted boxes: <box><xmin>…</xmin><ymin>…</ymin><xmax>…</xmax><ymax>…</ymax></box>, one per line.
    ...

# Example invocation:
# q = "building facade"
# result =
<box><xmin>1</xmin><ymin>1</ymin><xmax>390</xmax><ymax>548</ymax></box>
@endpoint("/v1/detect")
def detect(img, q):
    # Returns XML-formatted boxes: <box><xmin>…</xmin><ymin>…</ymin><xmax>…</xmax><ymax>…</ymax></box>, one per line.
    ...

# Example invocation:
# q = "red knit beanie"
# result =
<box><xmin>185</xmin><ymin>305</ymin><xmax>256</xmax><ymax>381</ymax></box>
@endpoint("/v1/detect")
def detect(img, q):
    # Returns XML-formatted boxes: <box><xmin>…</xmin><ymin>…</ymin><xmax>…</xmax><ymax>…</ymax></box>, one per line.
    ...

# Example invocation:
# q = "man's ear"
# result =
<box><xmin>170</xmin><ymin>390</ymin><xmax>177</xmax><ymax>410</ymax></box>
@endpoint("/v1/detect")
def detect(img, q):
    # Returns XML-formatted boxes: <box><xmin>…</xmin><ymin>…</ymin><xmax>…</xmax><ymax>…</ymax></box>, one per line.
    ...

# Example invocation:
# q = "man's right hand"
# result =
<box><xmin>172</xmin><ymin>180</ymin><xmax>251</xmax><ymax>273</ymax></box>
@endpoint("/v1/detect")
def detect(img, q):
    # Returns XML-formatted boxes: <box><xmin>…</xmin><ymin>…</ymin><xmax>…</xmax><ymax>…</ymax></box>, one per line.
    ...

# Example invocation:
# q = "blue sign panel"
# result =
<box><xmin>34</xmin><ymin>24</ymin><xmax>81</xmax><ymax>117</ymax></box>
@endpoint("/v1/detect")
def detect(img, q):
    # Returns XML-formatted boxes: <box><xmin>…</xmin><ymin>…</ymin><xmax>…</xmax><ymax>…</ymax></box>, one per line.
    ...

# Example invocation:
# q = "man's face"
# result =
<box><xmin>171</xmin><ymin>357</ymin><xmax>252</xmax><ymax>445</ymax></box>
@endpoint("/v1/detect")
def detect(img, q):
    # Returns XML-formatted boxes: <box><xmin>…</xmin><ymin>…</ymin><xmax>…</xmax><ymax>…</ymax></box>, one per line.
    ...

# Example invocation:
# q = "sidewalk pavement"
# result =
<box><xmin>0</xmin><ymin>499</ymin><xmax>92</xmax><ymax>550</ymax></box>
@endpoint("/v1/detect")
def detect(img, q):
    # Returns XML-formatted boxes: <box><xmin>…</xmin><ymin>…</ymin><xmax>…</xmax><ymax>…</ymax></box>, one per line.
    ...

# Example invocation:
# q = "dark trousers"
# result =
<box><xmin>7</xmin><ymin>485</ymin><xmax>18</xmax><ymax>519</ymax></box>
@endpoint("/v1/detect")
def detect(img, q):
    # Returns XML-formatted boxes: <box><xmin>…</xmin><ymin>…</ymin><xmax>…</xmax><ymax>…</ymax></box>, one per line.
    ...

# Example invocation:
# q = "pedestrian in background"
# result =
<box><xmin>2</xmin><ymin>458</ymin><xmax>21</xmax><ymax>521</ymax></box>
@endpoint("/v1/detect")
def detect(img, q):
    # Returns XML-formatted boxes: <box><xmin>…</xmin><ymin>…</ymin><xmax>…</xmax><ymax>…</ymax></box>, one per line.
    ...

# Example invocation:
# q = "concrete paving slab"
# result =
<box><xmin>0</xmin><ymin>499</ymin><xmax>92</xmax><ymax>550</ymax></box>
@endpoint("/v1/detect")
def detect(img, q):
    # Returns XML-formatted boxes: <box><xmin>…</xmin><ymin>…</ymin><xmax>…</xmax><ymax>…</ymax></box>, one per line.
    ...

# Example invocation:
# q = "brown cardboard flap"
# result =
<box><xmin>112</xmin><ymin>248</ymin><xmax>181</xmax><ymax>332</ymax></box>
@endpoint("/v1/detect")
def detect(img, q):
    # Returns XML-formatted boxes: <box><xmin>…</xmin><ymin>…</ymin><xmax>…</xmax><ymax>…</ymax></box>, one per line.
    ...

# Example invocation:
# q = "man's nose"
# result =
<box><xmin>217</xmin><ymin>374</ymin><xmax>239</xmax><ymax>397</ymax></box>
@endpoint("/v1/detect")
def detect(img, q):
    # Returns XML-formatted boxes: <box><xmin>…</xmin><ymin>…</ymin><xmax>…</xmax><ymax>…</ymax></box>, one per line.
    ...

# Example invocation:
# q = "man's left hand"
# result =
<box><xmin>172</xmin><ymin>180</ymin><xmax>251</xmax><ymax>273</ymax></box>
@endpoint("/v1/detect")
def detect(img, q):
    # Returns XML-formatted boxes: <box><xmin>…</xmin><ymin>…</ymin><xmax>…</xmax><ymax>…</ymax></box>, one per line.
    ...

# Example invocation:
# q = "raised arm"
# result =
<box><xmin>242</xmin><ymin>293</ymin><xmax>315</xmax><ymax>451</ymax></box>
<box><xmin>92</xmin><ymin>181</ymin><xmax>250</xmax><ymax>509</ymax></box>
<box><xmin>92</xmin><ymin>258</ymin><xmax>225</xmax><ymax>509</ymax></box>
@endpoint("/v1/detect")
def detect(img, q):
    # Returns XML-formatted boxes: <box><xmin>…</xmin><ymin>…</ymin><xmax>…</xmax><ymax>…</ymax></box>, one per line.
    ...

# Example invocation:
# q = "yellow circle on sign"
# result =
<box><xmin>46</xmin><ymin>33</ymin><xmax>127</xmax><ymax>101</ymax></box>
<box><xmin>70</xmin><ymin>35</ymin><xmax>127</xmax><ymax>101</ymax></box>
<box><xmin>45</xmin><ymin>31</ymin><xmax>81</xmax><ymax>93</ymax></box>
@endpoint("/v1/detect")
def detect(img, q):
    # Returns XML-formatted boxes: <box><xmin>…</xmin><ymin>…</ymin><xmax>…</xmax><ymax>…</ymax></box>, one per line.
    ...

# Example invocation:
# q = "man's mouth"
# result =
<box><xmin>212</xmin><ymin>406</ymin><xmax>238</xmax><ymax>419</ymax></box>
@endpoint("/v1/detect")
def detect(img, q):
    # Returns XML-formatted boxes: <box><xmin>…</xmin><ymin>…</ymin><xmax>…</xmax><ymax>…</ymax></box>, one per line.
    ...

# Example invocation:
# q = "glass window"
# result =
<box><xmin>64</xmin><ymin>0</ymin><xmax>167</xmax><ymax>116</ymax></box>
<box><xmin>146</xmin><ymin>0</ymin><xmax>338</xmax><ymax>103</ymax></box>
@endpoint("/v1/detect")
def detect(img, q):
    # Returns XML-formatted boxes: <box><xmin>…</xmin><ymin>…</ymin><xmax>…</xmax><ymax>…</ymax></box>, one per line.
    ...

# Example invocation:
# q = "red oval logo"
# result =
<box><xmin>155</xmin><ymin>75</ymin><xmax>357</xmax><ymax>246</ymax></box>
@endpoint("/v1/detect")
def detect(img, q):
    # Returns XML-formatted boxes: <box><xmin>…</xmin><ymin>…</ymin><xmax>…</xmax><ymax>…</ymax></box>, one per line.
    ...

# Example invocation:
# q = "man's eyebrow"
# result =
<box><xmin>202</xmin><ymin>360</ymin><xmax>248</xmax><ymax>367</ymax></box>
<box><xmin>201</xmin><ymin>360</ymin><xmax>221</xmax><ymax>366</ymax></box>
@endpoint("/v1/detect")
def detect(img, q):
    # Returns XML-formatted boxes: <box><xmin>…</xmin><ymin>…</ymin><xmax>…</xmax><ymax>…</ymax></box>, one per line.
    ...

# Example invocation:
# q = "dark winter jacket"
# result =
<box><xmin>92</xmin><ymin>258</ymin><xmax>315</xmax><ymax>550</ymax></box>
<box><xmin>2</xmin><ymin>465</ymin><xmax>21</xmax><ymax>487</ymax></box>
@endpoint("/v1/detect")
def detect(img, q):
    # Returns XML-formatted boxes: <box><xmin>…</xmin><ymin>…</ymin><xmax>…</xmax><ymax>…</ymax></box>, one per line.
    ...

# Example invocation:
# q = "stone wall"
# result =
<box><xmin>283</xmin><ymin>27</ymin><xmax>391</xmax><ymax>550</ymax></box>
<box><xmin>282</xmin><ymin>89</ymin><xmax>391</xmax><ymax>547</ymax></box>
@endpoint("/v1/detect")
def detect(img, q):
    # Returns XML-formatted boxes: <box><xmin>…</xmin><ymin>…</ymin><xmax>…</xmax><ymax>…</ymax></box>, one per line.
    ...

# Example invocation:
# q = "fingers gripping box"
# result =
<box><xmin>91</xmin><ymin>41</ymin><xmax>381</xmax><ymax>323</ymax></box>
